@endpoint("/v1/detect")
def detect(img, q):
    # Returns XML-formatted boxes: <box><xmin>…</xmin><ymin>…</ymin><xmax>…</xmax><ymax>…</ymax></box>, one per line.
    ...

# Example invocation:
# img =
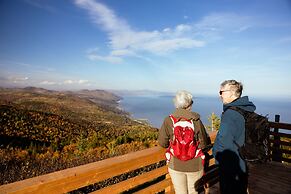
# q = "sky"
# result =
<box><xmin>1</xmin><ymin>0</ymin><xmax>291</xmax><ymax>99</ymax></box>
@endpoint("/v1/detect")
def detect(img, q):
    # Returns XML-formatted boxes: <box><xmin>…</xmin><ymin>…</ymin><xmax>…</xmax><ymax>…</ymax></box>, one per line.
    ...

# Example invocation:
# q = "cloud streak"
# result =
<box><xmin>24</xmin><ymin>0</ymin><xmax>57</xmax><ymax>13</ymax></box>
<box><xmin>75</xmin><ymin>0</ymin><xmax>206</xmax><ymax>63</ymax></box>
<box><xmin>40</xmin><ymin>79</ymin><xmax>90</xmax><ymax>86</ymax></box>
<box><xmin>75</xmin><ymin>1</ymin><xmax>262</xmax><ymax>64</ymax></box>
<box><xmin>63</xmin><ymin>79</ymin><xmax>89</xmax><ymax>85</ymax></box>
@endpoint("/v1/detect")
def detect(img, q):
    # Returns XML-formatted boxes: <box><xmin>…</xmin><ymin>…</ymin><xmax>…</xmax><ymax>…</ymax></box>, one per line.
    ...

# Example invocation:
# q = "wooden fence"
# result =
<box><xmin>0</xmin><ymin>118</ymin><xmax>290</xmax><ymax>194</ymax></box>
<box><xmin>0</xmin><ymin>146</ymin><xmax>171</xmax><ymax>194</ymax></box>
<box><xmin>269</xmin><ymin>121</ymin><xmax>291</xmax><ymax>163</ymax></box>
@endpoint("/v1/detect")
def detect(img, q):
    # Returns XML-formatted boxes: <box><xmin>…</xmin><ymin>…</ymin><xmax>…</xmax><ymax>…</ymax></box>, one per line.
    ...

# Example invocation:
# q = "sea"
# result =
<box><xmin>119</xmin><ymin>95</ymin><xmax>291</xmax><ymax>130</ymax></box>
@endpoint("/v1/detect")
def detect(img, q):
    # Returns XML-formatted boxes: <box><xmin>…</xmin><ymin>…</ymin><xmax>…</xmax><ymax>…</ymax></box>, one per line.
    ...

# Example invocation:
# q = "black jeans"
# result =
<box><xmin>216</xmin><ymin>150</ymin><xmax>248</xmax><ymax>194</ymax></box>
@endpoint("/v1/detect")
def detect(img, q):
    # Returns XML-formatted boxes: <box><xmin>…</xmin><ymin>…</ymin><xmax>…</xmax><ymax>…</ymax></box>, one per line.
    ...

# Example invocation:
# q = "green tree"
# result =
<box><xmin>206</xmin><ymin>112</ymin><xmax>221</xmax><ymax>131</ymax></box>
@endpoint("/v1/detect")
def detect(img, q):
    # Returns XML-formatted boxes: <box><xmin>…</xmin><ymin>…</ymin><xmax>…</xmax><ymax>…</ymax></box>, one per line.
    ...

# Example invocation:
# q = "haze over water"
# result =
<box><xmin>120</xmin><ymin>95</ymin><xmax>291</xmax><ymax>129</ymax></box>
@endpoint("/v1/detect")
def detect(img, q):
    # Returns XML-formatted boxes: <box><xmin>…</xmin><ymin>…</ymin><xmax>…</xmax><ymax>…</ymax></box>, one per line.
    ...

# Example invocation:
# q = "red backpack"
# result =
<box><xmin>166</xmin><ymin>115</ymin><xmax>205</xmax><ymax>163</ymax></box>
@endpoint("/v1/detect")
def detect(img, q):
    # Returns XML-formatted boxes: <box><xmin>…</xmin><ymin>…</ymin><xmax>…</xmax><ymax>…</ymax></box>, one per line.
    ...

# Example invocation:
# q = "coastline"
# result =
<box><xmin>117</xmin><ymin>98</ymin><xmax>152</xmax><ymax>126</ymax></box>
<box><xmin>117</xmin><ymin>95</ymin><xmax>291</xmax><ymax>129</ymax></box>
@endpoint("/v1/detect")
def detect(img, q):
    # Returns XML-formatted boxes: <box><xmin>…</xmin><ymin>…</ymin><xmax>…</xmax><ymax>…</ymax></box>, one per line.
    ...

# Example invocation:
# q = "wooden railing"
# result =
<box><xmin>0</xmin><ymin>118</ymin><xmax>290</xmax><ymax>194</ymax></box>
<box><xmin>269</xmin><ymin>121</ymin><xmax>291</xmax><ymax>163</ymax></box>
<box><xmin>0</xmin><ymin>146</ymin><xmax>172</xmax><ymax>194</ymax></box>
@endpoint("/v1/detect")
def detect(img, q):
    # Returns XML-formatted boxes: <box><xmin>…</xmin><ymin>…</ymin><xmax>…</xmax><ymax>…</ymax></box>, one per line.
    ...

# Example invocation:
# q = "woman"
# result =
<box><xmin>158</xmin><ymin>90</ymin><xmax>209</xmax><ymax>194</ymax></box>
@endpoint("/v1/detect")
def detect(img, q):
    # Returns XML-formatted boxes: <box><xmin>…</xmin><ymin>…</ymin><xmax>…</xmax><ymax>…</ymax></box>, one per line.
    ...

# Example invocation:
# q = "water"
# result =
<box><xmin>120</xmin><ymin>95</ymin><xmax>291</xmax><ymax>129</ymax></box>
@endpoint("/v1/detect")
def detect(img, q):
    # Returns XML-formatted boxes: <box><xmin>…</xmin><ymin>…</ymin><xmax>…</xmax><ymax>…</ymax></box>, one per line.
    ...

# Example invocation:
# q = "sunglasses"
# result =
<box><xmin>219</xmin><ymin>90</ymin><xmax>231</xmax><ymax>95</ymax></box>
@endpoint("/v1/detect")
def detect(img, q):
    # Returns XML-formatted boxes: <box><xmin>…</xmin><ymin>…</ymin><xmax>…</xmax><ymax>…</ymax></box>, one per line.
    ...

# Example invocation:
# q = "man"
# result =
<box><xmin>213</xmin><ymin>80</ymin><xmax>256</xmax><ymax>194</ymax></box>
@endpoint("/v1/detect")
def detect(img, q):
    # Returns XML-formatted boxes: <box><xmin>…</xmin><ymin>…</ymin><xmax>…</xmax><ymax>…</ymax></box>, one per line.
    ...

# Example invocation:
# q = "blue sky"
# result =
<box><xmin>1</xmin><ymin>0</ymin><xmax>291</xmax><ymax>98</ymax></box>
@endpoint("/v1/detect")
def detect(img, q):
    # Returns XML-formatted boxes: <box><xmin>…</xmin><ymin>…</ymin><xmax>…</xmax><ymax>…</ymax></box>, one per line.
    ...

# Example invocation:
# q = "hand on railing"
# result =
<box><xmin>202</xmin><ymin>143</ymin><xmax>213</xmax><ymax>153</ymax></box>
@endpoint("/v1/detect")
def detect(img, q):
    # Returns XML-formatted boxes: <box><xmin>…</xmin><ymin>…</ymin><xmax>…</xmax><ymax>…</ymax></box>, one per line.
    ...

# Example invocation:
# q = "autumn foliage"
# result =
<box><xmin>0</xmin><ymin>87</ymin><xmax>158</xmax><ymax>185</ymax></box>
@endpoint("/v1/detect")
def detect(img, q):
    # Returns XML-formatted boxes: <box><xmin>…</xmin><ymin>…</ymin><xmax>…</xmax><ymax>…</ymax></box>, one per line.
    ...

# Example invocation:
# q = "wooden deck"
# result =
<box><xmin>203</xmin><ymin>162</ymin><xmax>291</xmax><ymax>194</ymax></box>
<box><xmin>248</xmin><ymin>162</ymin><xmax>291</xmax><ymax>194</ymax></box>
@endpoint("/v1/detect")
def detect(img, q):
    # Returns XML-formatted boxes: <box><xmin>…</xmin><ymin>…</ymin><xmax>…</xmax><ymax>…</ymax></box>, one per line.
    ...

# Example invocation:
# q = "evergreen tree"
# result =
<box><xmin>206</xmin><ymin>112</ymin><xmax>221</xmax><ymax>131</ymax></box>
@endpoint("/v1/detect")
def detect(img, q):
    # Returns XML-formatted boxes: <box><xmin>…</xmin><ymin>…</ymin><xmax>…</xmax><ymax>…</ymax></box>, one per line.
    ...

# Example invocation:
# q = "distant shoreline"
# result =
<box><xmin>119</xmin><ymin>95</ymin><xmax>291</xmax><ymax>129</ymax></box>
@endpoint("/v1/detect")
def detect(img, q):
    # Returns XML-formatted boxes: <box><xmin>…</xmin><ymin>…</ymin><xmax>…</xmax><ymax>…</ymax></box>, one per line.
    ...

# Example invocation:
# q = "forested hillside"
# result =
<box><xmin>0</xmin><ymin>87</ymin><xmax>158</xmax><ymax>185</ymax></box>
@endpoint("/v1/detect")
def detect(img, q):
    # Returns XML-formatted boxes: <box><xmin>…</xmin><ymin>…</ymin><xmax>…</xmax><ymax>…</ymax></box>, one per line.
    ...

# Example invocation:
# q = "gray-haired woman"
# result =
<box><xmin>158</xmin><ymin>90</ymin><xmax>209</xmax><ymax>194</ymax></box>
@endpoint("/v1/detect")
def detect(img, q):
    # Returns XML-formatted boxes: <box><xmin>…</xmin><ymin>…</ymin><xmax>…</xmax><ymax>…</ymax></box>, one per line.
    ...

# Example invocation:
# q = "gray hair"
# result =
<box><xmin>221</xmin><ymin>80</ymin><xmax>243</xmax><ymax>98</ymax></box>
<box><xmin>173</xmin><ymin>90</ymin><xmax>193</xmax><ymax>109</ymax></box>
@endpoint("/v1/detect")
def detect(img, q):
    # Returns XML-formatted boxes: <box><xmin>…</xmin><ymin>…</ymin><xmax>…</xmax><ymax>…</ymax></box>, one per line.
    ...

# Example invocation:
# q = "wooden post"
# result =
<box><xmin>164</xmin><ymin>173</ymin><xmax>174</xmax><ymax>194</ymax></box>
<box><xmin>272</xmin><ymin>115</ymin><xmax>282</xmax><ymax>162</ymax></box>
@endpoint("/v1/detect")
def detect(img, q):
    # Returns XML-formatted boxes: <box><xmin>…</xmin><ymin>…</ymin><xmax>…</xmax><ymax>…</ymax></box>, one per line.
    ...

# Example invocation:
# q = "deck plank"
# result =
<box><xmin>206</xmin><ymin>162</ymin><xmax>291</xmax><ymax>194</ymax></box>
<box><xmin>248</xmin><ymin>162</ymin><xmax>291</xmax><ymax>194</ymax></box>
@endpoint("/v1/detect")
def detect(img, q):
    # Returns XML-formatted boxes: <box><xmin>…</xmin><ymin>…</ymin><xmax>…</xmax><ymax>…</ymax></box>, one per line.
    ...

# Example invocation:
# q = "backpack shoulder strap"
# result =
<box><xmin>169</xmin><ymin>115</ymin><xmax>195</xmax><ymax>135</ymax></box>
<box><xmin>169</xmin><ymin>115</ymin><xmax>193</xmax><ymax>124</ymax></box>
<box><xmin>169</xmin><ymin>114</ymin><xmax>177</xmax><ymax>124</ymax></box>
<box><xmin>225</xmin><ymin>106</ymin><xmax>248</xmax><ymax>118</ymax></box>
<box><xmin>226</xmin><ymin>106</ymin><xmax>249</xmax><ymax>149</ymax></box>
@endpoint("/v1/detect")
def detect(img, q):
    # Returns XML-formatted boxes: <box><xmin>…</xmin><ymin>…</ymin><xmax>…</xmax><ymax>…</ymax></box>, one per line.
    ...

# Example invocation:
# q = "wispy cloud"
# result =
<box><xmin>0</xmin><ymin>74</ymin><xmax>29</xmax><ymax>83</ymax></box>
<box><xmin>74</xmin><ymin>0</ymin><xmax>206</xmax><ymax>63</ymax></box>
<box><xmin>193</xmin><ymin>13</ymin><xmax>253</xmax><ymax>40</ymax></box>
<box><xmin>40</xmin><ymin>79</ymin><xmax>90</xmax><ymax>85</ymax></box>
<box><xmin>195</xmin><ymin>13</ymin><xmax>251</xmax><ymax>32</ymax></box>
<box><xmin>10</xmin><ymin>76</ymin><xmax>29</xmax><ymax>83</ymax></box>
<box><xmin>40</xmin><ymin>80</ymin><xmax>56</xmax><ymax>85</ymax></box>
<box><xmin>0</xmin><ymin>72</ymin><xmax>91</xmax><ymax>89</ymax></box>
<box><xmin>0</xmin><ymin>59</ymin><xmax>93</xmax><ymax>89</ymax></box>
<box><xmin>0</xmin><ymin>75</ymin><xmax>30</xmax><ymax>87</ymax></box>
<box><xmin>87</xmin><ymin>47</ymin><xmax>125</xmax><ymax>63</ymax></box>
<box><xmin>24</xmin><ymin>0</ymin><xmax>57</xmax><ymax>13</ymax></box>
<box><xmin>75</xmin><ymin>1</ymin><xmax>264</xmax><ymax>64</ymax></box>
<box><xmin>63</xmin><ymin>79</ymin><xmax>89</xmax><ymax>85</ymax></box>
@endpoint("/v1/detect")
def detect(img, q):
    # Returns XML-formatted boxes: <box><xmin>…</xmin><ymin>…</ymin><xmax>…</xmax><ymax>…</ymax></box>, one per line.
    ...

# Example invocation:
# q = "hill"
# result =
<box><xmin>0</xmin><ymin>87</ymin><xmax>158</xmax><ymax>185</ymax></box>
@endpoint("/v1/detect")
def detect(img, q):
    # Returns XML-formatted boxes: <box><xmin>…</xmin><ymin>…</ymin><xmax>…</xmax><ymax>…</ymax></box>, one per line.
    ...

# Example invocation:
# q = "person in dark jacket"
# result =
<box><xmin>158</xmin><ymin>90</ymin><xmax>209</xmax><ymax>194</ymax></box>
<box><xmin>213</xmin><ymin>80</ymin><xmax>255</xmax><ymax>194</ymax></box>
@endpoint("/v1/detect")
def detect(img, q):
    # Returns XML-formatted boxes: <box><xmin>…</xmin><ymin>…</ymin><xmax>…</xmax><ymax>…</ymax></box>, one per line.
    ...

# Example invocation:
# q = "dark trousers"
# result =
<box><xmin>219</xmin><ymin>170</ymin><xmax>248</xmax><ymax>194</ymax></box>
<box><xmin>216</xmin><ymin>150</ymin><xmax>248</xmax><ymax>194</ymax></box>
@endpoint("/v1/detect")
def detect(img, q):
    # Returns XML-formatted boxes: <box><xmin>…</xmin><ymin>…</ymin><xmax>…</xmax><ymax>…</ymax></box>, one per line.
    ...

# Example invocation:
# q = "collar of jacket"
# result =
<box><xmin>172</xmin><ymin>108</ymin><xmax>200</xmax><ymax>121</ymax></box>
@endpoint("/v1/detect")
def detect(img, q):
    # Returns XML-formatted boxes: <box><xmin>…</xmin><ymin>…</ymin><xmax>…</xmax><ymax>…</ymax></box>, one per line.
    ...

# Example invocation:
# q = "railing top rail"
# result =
<box><xmin>269</xmin><ymin>121</ymin><xmax>291</xmax><ymax>131</ymax></box>
<box><xmin>0</xmin><ymin>146</ymin><xmax>165</xmax><ymax>194</ymax></box>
